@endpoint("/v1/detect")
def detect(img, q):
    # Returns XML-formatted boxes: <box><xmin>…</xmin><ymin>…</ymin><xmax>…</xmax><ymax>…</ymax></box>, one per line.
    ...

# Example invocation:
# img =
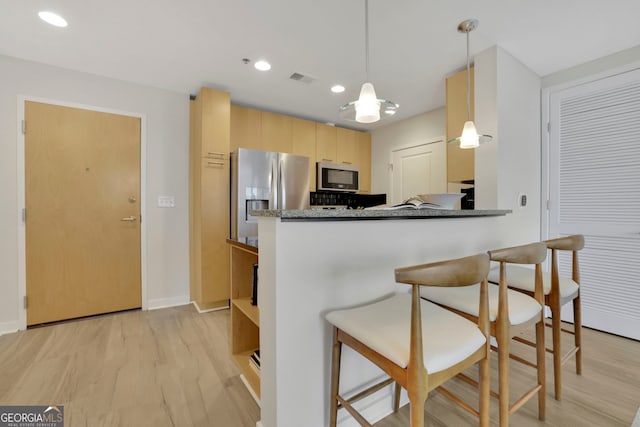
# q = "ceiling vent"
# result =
<box><xmin>289</xmin><ymin>72</ymin><xmax>315</xmax><ymax>84</ymax></box>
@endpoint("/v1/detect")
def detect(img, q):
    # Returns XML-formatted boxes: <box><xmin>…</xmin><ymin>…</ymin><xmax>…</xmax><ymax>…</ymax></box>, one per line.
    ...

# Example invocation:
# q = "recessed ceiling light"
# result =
<box><xmin>331</xmin><ymin>85</ymin><xmax>345</xmax><ymax>94</ymax></box>
<box><xmin>254</xmin><ymin>60</ymin><xmax>271</xmax><ymax>71</ymax></box>
<box><xmin>38</xmin><ymin>11</ymin><xmax>68</xmax><ymax>27</ymax></box>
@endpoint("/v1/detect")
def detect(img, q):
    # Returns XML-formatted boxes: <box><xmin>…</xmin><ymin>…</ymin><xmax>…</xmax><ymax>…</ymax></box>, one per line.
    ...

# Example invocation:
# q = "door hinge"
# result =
<box><xmin>547</xmin><ymin>122</ymin><xmax>551</xmax><ymax>133</ymax></box>
<box><xmin>21</xmin><ymin>120</ymin><xmax>26</xmax><ymax>135</ymax></box>
<box><xmin>22</xmin><ymin>208</ymin><xmax>26</xmax><ymax>223</ymax></box>
<box><xmin>23</xmin><ymin>296</ymin><xmax>28</xmax><ymax>309</ymax></box>
<box><xmin>546</xmin><ymin>200</ymin><xmax>550</xmax><ymax>210</ymax></box>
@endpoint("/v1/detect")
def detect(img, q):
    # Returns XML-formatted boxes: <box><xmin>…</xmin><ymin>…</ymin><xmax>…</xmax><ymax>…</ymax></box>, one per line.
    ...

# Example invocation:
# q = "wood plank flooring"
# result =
<box><xmin>0</xmin><ymin>305</ymin><xmax>638</xmax><ymax>426</ymax></box>
<box><xmin>0</xmin><ymin>305</ymin><xmax>259</xmax><ymax>427</ymax></box>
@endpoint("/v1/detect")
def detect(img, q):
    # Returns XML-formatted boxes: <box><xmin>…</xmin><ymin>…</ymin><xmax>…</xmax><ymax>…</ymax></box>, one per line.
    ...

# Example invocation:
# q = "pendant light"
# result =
<box><xmin>339</xmin><ymin>0</ymin><xmax>398</xmax><ymax>123</ymax></box>
<box><xmin>449</xmin><ymin>19</ymin><xmax>492</xmax><ymax>149</ymax></box>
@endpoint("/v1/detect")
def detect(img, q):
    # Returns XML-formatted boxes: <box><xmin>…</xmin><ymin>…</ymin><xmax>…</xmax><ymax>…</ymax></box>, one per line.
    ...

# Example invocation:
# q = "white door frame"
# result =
<box><xmin>16</xmin><ymin>95</ymin><xmax>148</xmax><ymax>330</ymax></box>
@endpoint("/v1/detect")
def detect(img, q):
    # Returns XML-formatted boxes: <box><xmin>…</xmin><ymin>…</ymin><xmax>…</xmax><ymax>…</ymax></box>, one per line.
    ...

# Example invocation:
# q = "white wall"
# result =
<box><xmin>475</xmin><ymin>46</ymin><xmax>542</xmax><ymax>244</ymax></box>
<box><xmin>542</xmin><ymin>45</ymin><xmax>640</xmax><ymax>88</ymax></box>
<box><xmin>0</xmin><ymin>54</ymin><xmax>190</xmax><ymax>333</ymax></box>
<box><xmin>370</xmin><ymin>108</ymin><xmax>445</xmax><ymax>196</ymax></box>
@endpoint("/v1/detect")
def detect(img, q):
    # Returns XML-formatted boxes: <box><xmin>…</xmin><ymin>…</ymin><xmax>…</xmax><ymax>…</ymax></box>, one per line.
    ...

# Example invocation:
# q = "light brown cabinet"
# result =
<box><xmin>189</xmin><ymin>87</ymin><xmax>230</xmax><ymax>311</ymax></box>
<box><xmin>336</xmin><ymin>127</ymin><xmax>358</xmax><ymax>165</ymax></box>
<box><xmin>261</xmin><ymin>111</ymin><xmax>292</xmax><ymax>154</ymax></box>
<box><xmin>229</xmin><ymin>107</ymin><xmax>371</xmax><ymax>194</ymax></box>
<box><xmin>292</xmin><ymin>118</ymin><xmax>317</xmax><ymax>192</ymax></box>
<box><xmin>356</xmin><ymin>131</ymin><xmax>372</xmax><ymax>193</ymax></box>
<box><xmin>230</xmin><ymin>105</ymin><xmax>262</xmax><ymax>151</ymax></box>
<box><xmin>315</xmin><ymin>123</ymin><xmax>337</xmax><ymax>163</ymax></box>
<box><xmin>446</xmin><ymin>67</ymin><xmax>475</xmax><ymax>184</ymax></box>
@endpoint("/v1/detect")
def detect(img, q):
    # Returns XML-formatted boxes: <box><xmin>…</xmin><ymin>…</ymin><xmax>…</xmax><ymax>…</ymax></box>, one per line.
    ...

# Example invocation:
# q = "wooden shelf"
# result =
<box><xmin>233</xmin><ymin>349</ymin><xmax>261</xmax><ymax>398</ymax></box>
<box><xmin>232</xmin><ymin>297</ymin><xmax>259</xmax><ymax>327</ymax></box>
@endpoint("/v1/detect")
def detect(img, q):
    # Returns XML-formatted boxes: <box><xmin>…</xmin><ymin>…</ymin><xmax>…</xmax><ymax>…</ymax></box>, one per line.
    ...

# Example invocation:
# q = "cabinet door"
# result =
<box><xmin>336</xmin><ymin>128</ymin><xmax>358</xmax><ymax>165</ymax></box>
<box><xmin>446</xmin><ymin>68</ymin><xmax>475</xmax><ymax>183</ymax></box>
<box><xmin>201</xmin><ymin>158</ymin><xmax>230</xmax><ymax>303</ymax></box>
<box><xmin>316</xmin><ymin>123</ymin><xmax>337</xmax><ymax>163</ymax></box>
<box><xmin>231</xmin><ymin>105</ymin><xmax>262</xmax><ymax>151</ymax></box>
<box><xmin>200</xmin><ymin>87</ymin><xmax>230</xmax><ymax>158</ymax></box>
<box><xmin>262</xmin><ymin>111</ymin><xmax>292</xmax><ymax>153</ymax></box>
<box><xmin>356</xmin><ymin>132</ymin><xmax>371</xmax><ymax>193</ymax></box>
<box><xmin>292</xmin><ymin>118</ymin><xmax>317</xmax><ymax>192</ymax></box>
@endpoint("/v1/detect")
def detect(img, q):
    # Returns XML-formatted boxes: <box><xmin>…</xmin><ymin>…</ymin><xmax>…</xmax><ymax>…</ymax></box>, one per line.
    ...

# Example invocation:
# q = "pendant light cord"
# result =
<box><xmin>466</xmin><ymin>28</ymin><xmax>471</xmax><ymax>121</ymax></box>
<box><xmin>364</xmin><ymin>0</ymin><xmax>369</xmax><ymax>82</ymax></box>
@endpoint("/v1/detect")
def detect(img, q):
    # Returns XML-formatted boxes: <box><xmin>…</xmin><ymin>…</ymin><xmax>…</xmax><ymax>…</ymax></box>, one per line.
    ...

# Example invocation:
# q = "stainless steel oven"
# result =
<box><xmin>317</xmin><ymin>161</ymin><xmax>359</xmax><ymax>192</ymax></box>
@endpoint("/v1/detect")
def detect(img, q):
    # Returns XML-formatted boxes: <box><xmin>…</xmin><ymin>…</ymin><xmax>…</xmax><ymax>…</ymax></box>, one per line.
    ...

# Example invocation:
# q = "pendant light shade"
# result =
<box><xmin>355</xmin><ymin>82</ymin><xmax>381</xmax><ymax>123</ymax></box>
<box><xmin>448</xmin><ymin>19</ymin><xmax>492</xmax><ymax>149</ymax></box>
<box><xmin>339</xmin><ymin>0</ymin><xmax>398</xmax><ymax>123</ymax></box>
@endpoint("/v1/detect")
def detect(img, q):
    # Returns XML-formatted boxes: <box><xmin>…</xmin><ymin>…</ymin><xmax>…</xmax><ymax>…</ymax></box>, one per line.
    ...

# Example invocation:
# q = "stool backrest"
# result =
<box><xmin>488</xmin><ymin>242</ymin><xmax>547</xmax><ymax>265</ymax></box>
<box><xmin>545</xmin><ymin>235</ymin><xmax>585</xmax><ymax>251</ymax></box>
<box><xmin>395</xmin><ymin>253</ymin><xmax>490</xmax><ymax>287</ymax></box>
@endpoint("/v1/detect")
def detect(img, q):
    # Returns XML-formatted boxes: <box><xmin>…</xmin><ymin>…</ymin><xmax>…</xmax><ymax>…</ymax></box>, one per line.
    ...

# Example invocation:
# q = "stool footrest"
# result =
<box><xmin>436</xmin><ymin>385</ymin><xmax>480</xmax><ymax>417</ymax></box>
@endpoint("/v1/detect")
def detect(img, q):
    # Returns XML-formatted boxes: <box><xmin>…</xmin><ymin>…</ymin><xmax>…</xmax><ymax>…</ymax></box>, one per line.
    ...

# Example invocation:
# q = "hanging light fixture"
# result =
<box><xmin>339</xmin><ymin>0</ymin><xmax>398</xmax><ymax>123</ymax></box>
<box><xmin>449</xmin><ymin>19</ymin><xmax>492</xmax><ymax>149</ymax></box>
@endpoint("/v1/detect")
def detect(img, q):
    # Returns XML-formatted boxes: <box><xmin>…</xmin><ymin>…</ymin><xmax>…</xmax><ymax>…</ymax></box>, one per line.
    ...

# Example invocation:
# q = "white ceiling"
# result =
<box><xmin>1</xmin><ymin>0</ymin><xmax>639</xmax><ymax>131</ymax></box>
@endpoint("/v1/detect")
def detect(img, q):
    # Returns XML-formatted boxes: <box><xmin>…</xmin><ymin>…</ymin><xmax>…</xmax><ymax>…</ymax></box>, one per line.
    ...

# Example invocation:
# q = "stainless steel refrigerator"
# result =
<box><xmin>231</xmin><ymin>148</ymin><xmax>310</xmax><ymax>241</ymax></box>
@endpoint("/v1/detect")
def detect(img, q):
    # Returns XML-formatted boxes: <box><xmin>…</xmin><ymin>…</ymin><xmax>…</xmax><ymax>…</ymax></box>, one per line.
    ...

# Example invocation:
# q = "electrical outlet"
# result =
<box><xmin>519</xmin><ymin>194</ymin><xmax>527</xmax><ymax>207</ymax></box>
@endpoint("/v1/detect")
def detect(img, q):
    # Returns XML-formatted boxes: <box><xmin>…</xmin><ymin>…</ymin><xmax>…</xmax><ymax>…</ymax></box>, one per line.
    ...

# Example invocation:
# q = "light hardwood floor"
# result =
<box><xmin>0</xmin><ymin>305</ymin><xmax>259</xmax><ymax>426</ymax></box>
<box><xmin>0</xmin><ymin>305</ymin><xmax>638</xmax><ymax>426</ymax></box>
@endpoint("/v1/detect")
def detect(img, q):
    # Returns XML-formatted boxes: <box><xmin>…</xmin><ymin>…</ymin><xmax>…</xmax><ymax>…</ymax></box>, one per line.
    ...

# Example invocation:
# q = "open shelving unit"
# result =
<box><xmin>227</xmin><ymin>239</ymin><xmax>260</xmax><ymax>399</ymax></box>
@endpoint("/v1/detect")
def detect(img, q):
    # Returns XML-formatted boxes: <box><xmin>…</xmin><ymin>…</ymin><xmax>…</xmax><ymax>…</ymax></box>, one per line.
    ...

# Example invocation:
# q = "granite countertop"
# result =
<box><xmin>251</xmin><ymin>208</ymin><xmax>511</xmax><ymax>221</ymax></box>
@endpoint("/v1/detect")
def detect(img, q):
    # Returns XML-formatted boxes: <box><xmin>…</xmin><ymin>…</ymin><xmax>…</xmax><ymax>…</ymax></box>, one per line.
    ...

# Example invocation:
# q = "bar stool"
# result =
<box><xmin>488</xmin><ymin>234</ymin><xmax>584</xmax><ymax>400</ymax></box>
<box><xmin>326</xmin><ymin>253</ymin><xmax>491</xmax><ymax>427</ymax></box>
<box><xmin>420</xmin><ymin>242</ymin><xmax>547</xmax><ymax>427</ymax></box>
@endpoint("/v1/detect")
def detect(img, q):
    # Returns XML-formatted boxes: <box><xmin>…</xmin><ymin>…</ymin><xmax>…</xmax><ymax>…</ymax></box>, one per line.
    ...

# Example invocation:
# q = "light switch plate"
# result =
<box><xmin>158</xmin><ymin>196</ymin><xmax>175</xmax><ymax>208</ymax></box>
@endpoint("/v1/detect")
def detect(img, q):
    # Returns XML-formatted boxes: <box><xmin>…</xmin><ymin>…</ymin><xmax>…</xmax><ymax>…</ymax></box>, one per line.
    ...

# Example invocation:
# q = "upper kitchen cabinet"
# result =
<box><xmin>230</xmin><ymin>105</ymin><xmax>262</xmax><ymax>151</ymax></box>
<box><xmin>199</xmin><ymin>88</ymin><xmax>231</xmax><ymax>159</ymax></box>
<box><xmin>292</xmin><ymin>117</ymin><xmax>317</xmax><ymax>192</ymax></box>
<box><xmin>262</xmin><ymin>111</ymin><xmax>292</xmax><ymax>154</ymax></box>
<box><xmin>356</xmin><ymin>131</ymin><xmax>372</xmax><ymax>194</ymax></box>
<box><xmin>316</xmin><ymin>123</ymin><xmax>337</xmax><ymax>163</ymax></box>
<box><xmin>190</xmin><ymin>87</ymin><xmax>230</xmax><ymax>311</ymax></box>
<box><xmin>336</xmin><ymin>128</ymin><xmax>358</xmax><ymax>165</ymax></box>
<box><xmin>446</xmin><ymin>67</ymin><xmax>475</xmax><ymax>184</ymax></box>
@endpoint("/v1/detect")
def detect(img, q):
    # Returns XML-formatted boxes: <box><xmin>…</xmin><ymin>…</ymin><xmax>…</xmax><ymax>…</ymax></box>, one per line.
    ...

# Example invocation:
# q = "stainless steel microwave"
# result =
<box><xmin>317</xmin><ymin>161</ymin><xmax>359</xmax><ymax>192</ymax></box>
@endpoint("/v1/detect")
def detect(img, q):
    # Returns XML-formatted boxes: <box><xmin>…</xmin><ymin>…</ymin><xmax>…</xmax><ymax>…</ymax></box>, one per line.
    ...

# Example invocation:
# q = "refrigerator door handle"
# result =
<box><xmin>269</xmin><ymin>155</ymin><xmax>278</xmax><ymax>210</ymax></box>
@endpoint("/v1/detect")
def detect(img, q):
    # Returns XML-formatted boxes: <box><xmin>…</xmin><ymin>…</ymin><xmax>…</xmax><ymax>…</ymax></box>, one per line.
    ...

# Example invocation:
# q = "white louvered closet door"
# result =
<box><xmin>548</xmin><ymin>67</ymin><xmax>640</xmax><ymax>340</ymax></box>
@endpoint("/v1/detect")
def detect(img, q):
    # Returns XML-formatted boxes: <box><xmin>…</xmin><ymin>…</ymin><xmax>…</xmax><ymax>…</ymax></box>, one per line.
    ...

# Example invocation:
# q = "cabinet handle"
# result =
<box><xmin>207</xmin><ymin>152</ymin><xmax>226</xmax><ymax>159</ymax></box>
<box><xmin>341</xmin><ymin>161</ymin><xmax>352</xmax><ymax>165</ymax></box>
<box><xmin>321</xmin><ymin>158</ymin><xmax>333</xmax><ymax>162</ymax></box>
<box><xmin>206</xmin><ymin>161</ymin><xmax>225</xmax><ymax>167</ymax></box>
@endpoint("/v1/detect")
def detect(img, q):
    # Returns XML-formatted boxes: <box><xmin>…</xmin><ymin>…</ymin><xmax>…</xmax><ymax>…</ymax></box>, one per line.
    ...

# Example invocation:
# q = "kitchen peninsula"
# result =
<box><xmin>253</xmin><ymin>208</ymin><xmax>510</xmax><ymax>427</ymax></box>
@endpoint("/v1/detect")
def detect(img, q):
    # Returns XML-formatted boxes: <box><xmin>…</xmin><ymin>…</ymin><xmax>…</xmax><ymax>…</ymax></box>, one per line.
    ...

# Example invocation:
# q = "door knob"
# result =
<box><xmin>120</xmin><ymin>216</ymin><xmax>137</xmax><ymax>222</ymax></box>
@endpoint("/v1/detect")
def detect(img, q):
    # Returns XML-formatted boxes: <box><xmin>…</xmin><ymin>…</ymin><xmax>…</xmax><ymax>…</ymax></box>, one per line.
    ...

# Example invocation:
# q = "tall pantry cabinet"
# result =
<box><xmin>189</xmin><ymin>87</ymin><xmax>230</xmax><ymax>310</ymax></box>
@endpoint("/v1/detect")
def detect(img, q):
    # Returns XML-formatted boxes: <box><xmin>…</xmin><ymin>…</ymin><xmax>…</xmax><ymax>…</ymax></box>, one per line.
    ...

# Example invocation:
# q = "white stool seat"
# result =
<box><xmin>488</xmin><ymin>265</ymin><xmax>579</xmax><ymax>300</ymax></box>
<box><xmin>420</xmin><ymin>282</ymin><xmax>542</xmax><ymax>326</ymax></box>
<box><xmin>326</xmin><ymin>293</ymin><xmax>486</xmax><ymax>373</ymax></box>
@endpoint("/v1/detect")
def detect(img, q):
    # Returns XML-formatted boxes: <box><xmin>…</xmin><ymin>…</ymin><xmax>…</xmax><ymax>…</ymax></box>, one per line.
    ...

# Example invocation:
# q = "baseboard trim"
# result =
<box><xmin>0</xmin><ymin>321</ymin><xmax>20</xmax><ymax>337</ymax></box>
<box><xmin>147</xmin><ymin>295</ymin><xmax>190</xmax><ymax>311</ymax></box>
<box><xmin>191</xmin><ymin>300</ymin><xmax>229</xmax><ymax>314</ymax></box>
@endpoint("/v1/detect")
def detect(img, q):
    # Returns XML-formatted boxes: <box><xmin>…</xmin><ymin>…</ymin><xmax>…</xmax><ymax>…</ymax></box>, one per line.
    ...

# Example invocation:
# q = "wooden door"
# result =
<box><xmin>25</xmin><ymin>101</ymin><xmax>141</xmax><ymax>325</ymax></box>
<box><xmin>291</xmin><ymin>118</ymin><xmax>317</xmax><ymax>192</ymax></box>
<box><xmin>446</xmin><ymin>68</ymin><xmax>475</xmax><ymax>185</ymax></box>
<box><xmin>261</xmin><ymin>111</ymin><xmax>292</xmax><ymax>153</ymax></box>
<box><xmin>316</xmin><ymin>123</ymin><xmax>337</xmax><ymax>163</ymax></box>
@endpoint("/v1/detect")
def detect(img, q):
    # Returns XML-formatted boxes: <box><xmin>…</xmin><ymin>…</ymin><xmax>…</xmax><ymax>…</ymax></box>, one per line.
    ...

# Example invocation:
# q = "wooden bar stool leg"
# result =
<box><xmin>393</xmin><ymin>382</ymin><xmax>401</xmax><ymax>413</ymax></box>
<box><xmin>497</xmin><ymin>330</ymin><xmax>510</xmax><ymax>427</ymax></box>
<box><xmin>574</xmin><ymin>296</ymin><xmax>583</xmax><ymax>375</ymax></box>
<box><xmin>551</xmin><ymin>304</ymin><xmax>563</xmax><ymax>400</ymax></box>
<box><xmin>408</xmin><ymin>395</ymin><xmax>426</xmax><ymax>427</ymax></box>
<box><xmin>330</xmin><ymin>328</ymin><xmax>342</xmax><ymax>427</ymax></box>
<box><xmin>535</xmin><ymin>318</ymin><xmax>546</xmax><ymax>420</ymax></box>
<box><xmin>479</xmin><ymin>353</ymin><xmax>490</xmax><ymax>427</ymax></box>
